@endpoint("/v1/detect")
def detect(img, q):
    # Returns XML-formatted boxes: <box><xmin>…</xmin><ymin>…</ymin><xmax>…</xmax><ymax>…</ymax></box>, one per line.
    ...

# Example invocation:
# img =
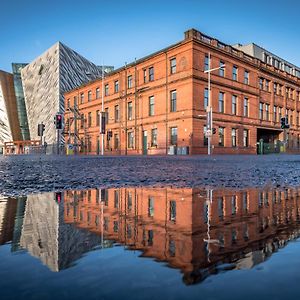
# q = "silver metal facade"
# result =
<box><xmin>22</xmin><ymin>42</ymin><xmax>102</xmax><ymax>144</ymax></box>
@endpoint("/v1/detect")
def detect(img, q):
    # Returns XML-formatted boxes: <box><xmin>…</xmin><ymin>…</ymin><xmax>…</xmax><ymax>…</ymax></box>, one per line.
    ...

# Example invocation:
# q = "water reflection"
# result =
<box><xmin>1</xmin><ymin>187</ymin><xmax>300</xmax><ymax>284</ymax></box>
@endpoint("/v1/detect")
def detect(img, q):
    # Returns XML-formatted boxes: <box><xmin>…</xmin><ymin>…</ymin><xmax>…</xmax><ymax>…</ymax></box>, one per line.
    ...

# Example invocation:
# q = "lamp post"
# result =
<box><xmin>204</xmin><ymin>53</ymin><xmax>225</xmax><ymax>155</ymax></box>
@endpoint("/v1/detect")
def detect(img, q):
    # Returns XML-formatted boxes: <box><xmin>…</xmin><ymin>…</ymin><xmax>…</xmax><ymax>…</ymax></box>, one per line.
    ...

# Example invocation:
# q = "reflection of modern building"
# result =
<box><xmin>64</xmin><ymin>187</ymin><xmax>300</xmax><ymax>284</ymax></box>
<box><xmin>19</xmin><ymin>192</ymin><xmax>101</xmax><ymax>271</ymax></box>
<box><xmin>0</xmin><ymin>70</ymin><xmax>22</xmax><ymax>153</ymax></box>
<box><xmin>21</xmin><ymin>42</ymin><xmax>104</xmax><ymax>145</ymax></box>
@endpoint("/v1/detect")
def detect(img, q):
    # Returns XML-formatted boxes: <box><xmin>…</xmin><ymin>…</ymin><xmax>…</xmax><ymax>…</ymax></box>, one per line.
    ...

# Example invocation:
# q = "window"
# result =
<box><xmin>127</xmin><ymin>102</ymin><xmax>133</xmax><ymax>120</ymax></box>
<box><xmin>243</xmin><ymin>97</ymin><xmax>249</xmax><ymax>117</ymax></box>
<box><xmin>114</xmin><ymin>134</ymin><xmax>119</xmax><ymax>149</ymax></box>
<box><xmin>218</xmin><ymin>127</ymin><xmax>225</xmax><ymax>146</ymax></box>
<box><xmin>88</xmin><ymin>112</ymin><xmax>92</xmax><ymax>127</ymax></box>
<box><xmin>80</xmin><ymin>114</ymin><xmax>84</xmax><ymax>128</ymax></box>
<box><xmin>274</xmin><ymin>83</ymin><xmax>277</xmax><ymax>94</ymax></box>
<box><xmin>232</xmin><ymin>95</ymin><xmax>237</xmax><ymax>115</ymax></box>
<box><xmin>105</xmin><ymin>108</ymin><xmax>109</xmax><ymax>124</ymax></box>
<box><xmin>151</xmin><ymin>128</ymin><xmax>158</xmax><ymax>147</ymax></box>
<box><xmin>259</xmin><ymin>102</ymin><xmax>263</xmax><ymax>119</ymax></box>
<box><xmin>88</xmin><ymin>90</ymin><xmax>92</xmax><ymax>102</ymax></box>
<box><xmin>170</xmin><ymin>127</ymin><xmax>177</xmax><ymax>145</ymax></box>
<box><xmin>143</xmin><ymin>69</ymin><xmax>147</xmax><ymax>83</ymax></box>
<box><xmin>96</xmin><ymin>110</ymin><xmax>100</xmax><ymax>126</ymax></box>
<box><xmin>127</xmin><ymin>131</ymin><xmax>134</xmax><ymax>148</ymax></box>
<box><xmin>219</xmin><ymin>92</ymin><xmax>224</xmax><ymax>113</ymax></box>
<box><xmin>114</xmin><ymin>190</ymin><xmax>119</xmax><ymax>208</ymax></box>
<box><xmin>169</xmin><ymin>201</ymin><xmax>176</xmax><ymax>222</ymax></box>
<box><xmin>218</xmin><ymin>197</ymin><xmax>224</xmax><ymax>219</ymax></box>
<box><xmin>114</xmin><ymin>105</ymin><xmax>119</xmax><ymax>122</ymax></box>
<box><xmin>149</xmin><ymin>67</ymin><xmax>154</xmax><ymax>81</ymax></box>
<box><xmin>114</xmin><ymin>80</ymin><xmax>119</xmax><ymax>93</ymax></box>
<box><xmin>67</xmin><ymin>99</ymin><xmax>70</xmax><ymax>109</ymax></box>
<box><xmin>231</xmin><ymin>196</ymin><xmax>237</xmax><ymax>215</ymax></box>
<box><xmin>170</xmin><ymin>90</ymin><xmax>177</xmax><ymax>112</ymax></box>
<box><xmin>148</xmin><ymin>197</ymin><xmax>154</xmax><ymax>217</ymax></box>
<box><xmin>244</xmin><ymin>70</ymin><xmax>249</xmax><ymax>84</ymax></box>
<box><xmin>96</xmin><ymin>87</ymin><xmax>100</xmax><ymax>99</ymax></box>
<box><xmin>204</xmin><ymin>126</ymin><xmax>208</xmax><ymax>145</ymax></box>
<box><xmin>232</xmin><ymin>66</ymin><xmax>238</xmax><ymax>81</ymax></box>
<box><xmin>74</xmin><ymin>96</ymin><xmax>78</xmax><ymax>107</ymax></box>
<box><xmin>265</xmin><ymin>80</ymin><xmax>270</xmax><ymax>91</ymax></box>
<box><xmin>219</xmin><ymin>60</ymin><xmax>225</xmax><ymax>77</ymax></box>
<box><xmin>278</xmin><ymin>107</ymin><xmax>282</xmax><ymax>120</ymax></box>
<box><xmin>170</xmin><ymin>58</ymin><xmax>176</xmax><ymax>74</ymax></box>
<box><xmin>273</xmin><ymin>106</ymin><xmax>277</xmax><ymax>122</ymax></box>
<box><xmin>231</xmin><ymin>128</ymin><xmax>237</xmax><ymax>147</ymax></box>
<box><xmin>127</xmin><ymin>192</ymin><xmax>132</xmax><ymax>210</ymax></box>
<box><xmin>259</xmin><ymin>78</ymin><xmax>263</xmax><ymax>90</ymax></box>
<box><xmin>297</xmin><ymin>111</ymin><xmax>300</xmax><ymax>126</ymax></box>
<box><xmin>127</xmin><ymin>75</ymin><xmax>133</xmax><ymax>88</ymax></box>
<box><xmin>80</xmin><ymin>93</ymin><xmax>84</xmax><ymax>104</ymax></box>
<box><xmin>149</xmin><ymin>96</ymin><xmax>154</xmax><ymax>116</ymax></box>
<box><xmin>204</xmin><ymin>54</ymin><xmax>209</xmax><ymax>71</ymax></box>
<box><xmin>204</xmin><ymin>88</ymin><xmax>209</xmax><ymax>110</ymax></box>
<box><xmin>104</xmin><ymin>84</ymin><xmax>109</xmax><ymax>96</ymax></box>
<box><xmin>265</xmin><ymin>104</ymin><xmax>270</xmax><ymax>121</ymax></box>
<box><xmin>243</xmin><ymin>129</ymin><xmax>249</xmax><ymax>147</ymax></box>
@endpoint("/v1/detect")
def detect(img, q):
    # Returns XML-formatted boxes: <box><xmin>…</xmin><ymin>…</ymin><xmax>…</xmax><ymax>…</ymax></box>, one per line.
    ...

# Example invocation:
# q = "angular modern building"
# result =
<box><xmin>21</xmin><ymin>42</ymin><xmax>103</xmax><ymax>145</ymax></box>
<box><xmin>0</xmin><ymin>70</ymin><xmax>22</xmax><ymax>153</ymax></box>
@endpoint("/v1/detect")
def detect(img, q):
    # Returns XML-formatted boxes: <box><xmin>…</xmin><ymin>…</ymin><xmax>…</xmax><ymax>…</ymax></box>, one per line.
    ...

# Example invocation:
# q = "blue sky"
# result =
<box><xmin>1</xmin><ymin>0</ymin><xmax>299</xmax><ymax>72</ymax></box>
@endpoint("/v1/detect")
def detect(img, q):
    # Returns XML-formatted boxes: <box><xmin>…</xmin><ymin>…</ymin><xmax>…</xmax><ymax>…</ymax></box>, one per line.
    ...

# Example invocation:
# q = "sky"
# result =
<box><xmin>1</xmin><ymin>0</ymin><xmax>300</xmax><ymax>72</ymax></box>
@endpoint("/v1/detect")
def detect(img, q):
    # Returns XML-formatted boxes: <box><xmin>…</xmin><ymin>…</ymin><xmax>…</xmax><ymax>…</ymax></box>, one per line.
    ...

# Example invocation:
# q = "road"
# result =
<box><xmin>1</xmin><ymin>154</ymin><xmax>300</xmax><ymax>196</ymax></box>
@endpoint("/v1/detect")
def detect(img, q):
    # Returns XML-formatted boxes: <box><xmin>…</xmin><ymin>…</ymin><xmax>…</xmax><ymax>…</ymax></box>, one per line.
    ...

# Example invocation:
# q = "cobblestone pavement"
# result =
<box><xmin>1</xmin><ymin>154</ymin><xmax>300</xmax><ymax>196</ymax></box>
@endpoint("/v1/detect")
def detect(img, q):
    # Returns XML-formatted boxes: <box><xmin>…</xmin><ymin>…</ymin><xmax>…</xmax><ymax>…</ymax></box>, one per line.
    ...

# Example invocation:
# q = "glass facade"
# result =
<box><xmin>12</xmin><ymin>63</ymin><xmax>30</xmax><ymax>140</ymax></box>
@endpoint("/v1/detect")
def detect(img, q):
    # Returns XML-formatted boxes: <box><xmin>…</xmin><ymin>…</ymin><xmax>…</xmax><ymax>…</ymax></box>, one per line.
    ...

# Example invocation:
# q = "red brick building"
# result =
<box><xmin>64</xmin><ymin>28</ymin><xmax>300</xmax><ymax>155</ymax></box>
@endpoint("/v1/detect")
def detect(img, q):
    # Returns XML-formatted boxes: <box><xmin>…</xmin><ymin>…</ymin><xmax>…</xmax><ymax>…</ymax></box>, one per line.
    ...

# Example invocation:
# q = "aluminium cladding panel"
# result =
<box><xmin>58</xmin><ymin>42</ymin><xmax>102</xmax><ymax>112</ymax></box>
<box><xmin>22</xmin><ymin>42</ymin><xmax>102</xmax><ymax>144</ymax></box>
<box><xmin>21</xmin><ymin>43</ymin><xmax>60</xmax><ymax>145</ymax></box>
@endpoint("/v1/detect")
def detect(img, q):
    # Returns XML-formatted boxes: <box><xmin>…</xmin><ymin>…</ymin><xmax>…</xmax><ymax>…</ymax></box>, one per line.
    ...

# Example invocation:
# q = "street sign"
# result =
<box><xmin>205</xmin><ymin>130</ymin><xmax>212</xmax><ymax>137</ymax></box>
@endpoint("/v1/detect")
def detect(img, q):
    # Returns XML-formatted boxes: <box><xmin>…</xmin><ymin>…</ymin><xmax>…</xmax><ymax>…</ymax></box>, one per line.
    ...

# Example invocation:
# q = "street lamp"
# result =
<box><xmin>204</xmin><ymin>53</ymin><xmax>225</xmax><ymax>155</ymax></box>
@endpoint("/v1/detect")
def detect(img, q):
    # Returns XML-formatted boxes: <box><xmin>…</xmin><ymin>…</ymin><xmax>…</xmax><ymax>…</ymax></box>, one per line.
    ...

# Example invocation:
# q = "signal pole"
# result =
<box><xmin>101</xmin><ymin>64</ymin><xmax>105</xmax><ymax>156</ymax></box>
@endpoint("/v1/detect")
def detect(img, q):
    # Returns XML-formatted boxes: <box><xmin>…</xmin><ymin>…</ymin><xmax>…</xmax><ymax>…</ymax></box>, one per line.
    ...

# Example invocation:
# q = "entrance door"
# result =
<box><xmin>143</xmin><ymin>131</ymin><xmax>148</xmax><ymax>155</ymax></box>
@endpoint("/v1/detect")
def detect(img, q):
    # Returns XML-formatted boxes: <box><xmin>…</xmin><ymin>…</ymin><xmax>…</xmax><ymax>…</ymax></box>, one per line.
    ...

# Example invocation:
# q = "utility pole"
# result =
<box><xmin>101</xmin><ymin>63</ymin><xmax>105</xmax><ymax>156</ymax></box>
<box><xmin>204</xmin><ymin>53</ymin><xmax>225</xmax><ymax>155</ymax></box>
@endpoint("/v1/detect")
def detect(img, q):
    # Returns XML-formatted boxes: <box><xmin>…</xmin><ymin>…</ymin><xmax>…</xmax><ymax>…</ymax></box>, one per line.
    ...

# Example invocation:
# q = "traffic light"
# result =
<box><xmin>55</xmin><ymin>192</ymin><xmax>62</xmax><ymax>204</ymax></box>
<box><xmin>212</xmin><ymin>128</ymin><xmax>217</xmax><ymax>134</ymax></box>
<box><xmin>37</xmin><ymin>123</ymin><xmax>45</xmax><ymax>136</ymax></box>
<box><xmin>280</xmin><ymin>116</ymin><xmax>289</xmax><ymax>129</ymax></box>
<box><xmin>100</xmin><ymin>111</ymin><xmax>106</xmax><ymax>134</ymax></box>
<box><xmin>55</xmin><ymin>114</ymin><xmax>63</xmax><ymax>129</ymax></box>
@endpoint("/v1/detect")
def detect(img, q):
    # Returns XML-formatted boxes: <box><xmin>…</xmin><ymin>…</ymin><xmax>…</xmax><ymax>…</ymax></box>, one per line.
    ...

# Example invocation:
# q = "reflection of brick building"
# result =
<box><xmin>64</xmin><ymin>28</ymin><xmax>300</xmax><ymax>155</ymax></box>
<box><xmin>64</xmin><ymin>187</ymin><xmax>300</xmax><ymax>283</ymax></box>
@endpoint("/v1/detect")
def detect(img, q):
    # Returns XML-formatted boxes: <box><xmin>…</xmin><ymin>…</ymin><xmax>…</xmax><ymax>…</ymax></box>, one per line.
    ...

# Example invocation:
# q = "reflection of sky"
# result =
<box><xmin>1</xmin><ymin>0</ymin><xmax>300</xmax><ymax>73</ymax></box>
<box><xmin>1</xmin><ymin>238</ymin><xmax>300</xmax><ymax>300</ymax></box>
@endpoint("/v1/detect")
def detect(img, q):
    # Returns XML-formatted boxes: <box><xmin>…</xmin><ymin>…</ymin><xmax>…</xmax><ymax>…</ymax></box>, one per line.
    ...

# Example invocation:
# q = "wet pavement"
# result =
<box><xmin>2</xmin><ymin>155</ymin><xmax>300</xmax><ymax>299</ymax></box>
<box><xmin>1</xmin><ymin>185</ymin><xmax>300</xmax><ymax>299</ymax></box>
<box><xmin>1</xmin><ymin>154</ymin><xmax>300</xmax><ymax>196</ymax></box>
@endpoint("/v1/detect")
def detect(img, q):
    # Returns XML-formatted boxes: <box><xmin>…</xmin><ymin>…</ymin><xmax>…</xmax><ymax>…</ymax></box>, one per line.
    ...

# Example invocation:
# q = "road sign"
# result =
<box><xmin>205</xmin><ymin>130</ymin><xmax>212</xmax><ymax>137</ymax></box>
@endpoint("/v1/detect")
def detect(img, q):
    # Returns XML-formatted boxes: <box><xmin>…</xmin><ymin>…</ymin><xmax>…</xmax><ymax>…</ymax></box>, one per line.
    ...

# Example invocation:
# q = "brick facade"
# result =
<box><xmin>64</xmin><ymin>29</ymin><xmax>300</xmax><ymax>155</ymax></box>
